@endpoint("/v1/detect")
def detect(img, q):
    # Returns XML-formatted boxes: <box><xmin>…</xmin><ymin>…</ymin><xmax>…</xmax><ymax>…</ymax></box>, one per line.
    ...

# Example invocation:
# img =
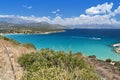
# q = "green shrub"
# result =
<box><xmin>105</xmin><ymin>58</ymin><xmax>112</xmax><ymax>63</ymax></box>
<box><xmin>114</xmin><ymin>61</ymin><xmax>120</xmax><ymax>71</ymax></box>
<box><xmin>22</xmin><ymin>43</ymin><xmax>36</xmax><ymax>49</ymax></box>
<box><xmin>88</xmin><ymin>55</ymin><xmax>96</xmax><ymax>59</ymax></box>
<box><xmin>0</xmin><ymin>35</ymin><xmax>20</xmax><ymax>45</ymax></box>
<box><xmin>18</xmin><ymin>49</ymin><xmax>100</xmax><ymax>80</ymax></box>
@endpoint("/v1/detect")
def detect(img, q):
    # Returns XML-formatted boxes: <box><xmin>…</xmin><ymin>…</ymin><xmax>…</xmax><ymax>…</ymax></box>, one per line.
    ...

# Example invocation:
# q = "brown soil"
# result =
<box><xmin>0</xmin><ymin>39</ymin><xmax>36</xmax><ymax>80</ymax></box>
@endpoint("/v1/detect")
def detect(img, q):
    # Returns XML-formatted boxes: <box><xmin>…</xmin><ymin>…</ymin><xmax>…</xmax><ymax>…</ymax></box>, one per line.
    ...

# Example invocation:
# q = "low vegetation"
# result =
<box><xmin>105</xmin><ymin>58</ymin><xmax>120</xmax><ymax>71</ymax></box>
<box><xmin>0</xmin><ymin>35</ymin><xmax>20</xmax><ymax>45</ymax></box>
<box><xmin>18</xmin><ymin>48</ymin><xmax>100</xmax><ymax>80</ymax></box>
<box><xmin>105</xmin><ymin>58</ymin><xmax>112</xmax><ymax>63</ymax></box>
<box><xmin>114</xmin><ymin>61</ymin><xmax>120</xmax><ymax>71</ymax></box>
<box><xmin>0</xmin><ymin>36</ymin><xmax>36</xmax><ymax>50</ymax></box>
<box><xmin>22</xmin><ymin>43</ymin><xmax>36</xmax><ymax>49</ymax></box>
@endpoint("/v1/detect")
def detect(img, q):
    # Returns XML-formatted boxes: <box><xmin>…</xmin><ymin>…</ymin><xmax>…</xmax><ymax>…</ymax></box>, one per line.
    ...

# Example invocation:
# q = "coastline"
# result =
<box><xmin>1</xmin><ymin>31</ymin><xmax>120</xmax><ymax>80</ymax></box>
<box><xmin>2</xmin><ymin>29</ymin><xmax>120</xmax><ymax>61</ymax></box>
<box><xmin>112</xmin><ymin>43</ymin><xmax>120</xmax><ymax>54</ymax></box>
<box><xmin>0</xmin><ymin>30</ymin><xmax>65</xmax><ymax>35</ymax></box>
<box><xmin>40</xmin><ymin>30</ymin><xmax>65</xmax><ymax>34</ymax></box>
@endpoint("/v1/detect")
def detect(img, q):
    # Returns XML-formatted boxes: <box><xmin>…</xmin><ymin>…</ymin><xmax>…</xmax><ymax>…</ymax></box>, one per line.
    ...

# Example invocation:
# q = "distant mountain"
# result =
<box><xmin>0</xmin><ymin>17</ymin><xmax>35</xmax><ymax>24</ymax></box>
<box><xmin>20</xmin><ymin>22</ymin><xmax>66</xmax><ymax>29</ymax></box>
<box><xmin>0</xmin><ymin>20</ymin><xmax>66</xmax><ymax>29</ymax></box>
<box><xmin>0</xmin><ymin>17</ymin><xmax>120</xmax><ymax>29</ymax></box>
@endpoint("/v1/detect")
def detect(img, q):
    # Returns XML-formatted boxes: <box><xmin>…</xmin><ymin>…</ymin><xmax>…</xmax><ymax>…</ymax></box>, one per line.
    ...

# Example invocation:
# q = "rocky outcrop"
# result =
<box><xmin>0</xmin><ymin>39</ymin><xmax>36</xmax><ymax>80</ymax></box>
<box><xmin>114</xmin><ymin>48</ymin><xmax>120</xmax><ymax>54</ymax></box>
<box><xmin>112</xmin><ymin>43</ymin><xmax>120</xmax><ymax>54</ymax></box>
<box><xmin>87</xmin><ymin>57</ymin><xmax>120</xmax><ymax>80</ymax></box>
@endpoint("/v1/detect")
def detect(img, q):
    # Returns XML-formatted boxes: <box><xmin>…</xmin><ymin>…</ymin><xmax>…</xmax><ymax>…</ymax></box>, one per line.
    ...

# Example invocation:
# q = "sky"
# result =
<box><xmin>0</xmin><ymin>0</ymin><xmax>120</xmax><ymax>26</ymax></box>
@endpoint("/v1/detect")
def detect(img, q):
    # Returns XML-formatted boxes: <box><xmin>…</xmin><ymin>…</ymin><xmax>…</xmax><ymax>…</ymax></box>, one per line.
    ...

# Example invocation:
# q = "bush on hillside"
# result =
<box><xmin>22</xmin><ymin>43</ymin><xmax>36</xmax><ymax>49</ymax></box>
<box><xmin>0</xmin><ymin>35</ymin><xmax>20</xmax><ymax>45</ymax></box>
<box><xmin>114</xmin><ymin>61</ymin><xmax>120</xmax><ymax>71</ymax></box>
<box><xmin>18</xmin><ymin>48</ymin><xmax>100</xmax><ymax>80</ymax></box>
<box><xmin>105</xmin><ymin>58</ymin><xmax>112</xmax><ymax>63</ymax></box>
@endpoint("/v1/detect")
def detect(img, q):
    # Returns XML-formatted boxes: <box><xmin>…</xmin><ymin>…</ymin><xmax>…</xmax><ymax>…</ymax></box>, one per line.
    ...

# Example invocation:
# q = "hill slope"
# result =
<box><xmin>0</xmin><ymin>36</ymin><xmax>120</xmax><ymax>80</ymax></box>
<box><xmin>0</xmin><ymin>21</ymin><xmax>65</xmax><ymax>34</ymax></box>
<box><xmin>0</xmin><ymin>36</ymin><xmax>36</xmax><ymax>80</ymax></box>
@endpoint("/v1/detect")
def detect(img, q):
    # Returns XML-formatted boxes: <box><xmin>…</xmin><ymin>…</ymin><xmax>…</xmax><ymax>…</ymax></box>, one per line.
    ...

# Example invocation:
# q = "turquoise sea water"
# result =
<box><xmin>4</xmin><ymin>29</ymin><xmax>120</xmax><ymax>61</ymax></box>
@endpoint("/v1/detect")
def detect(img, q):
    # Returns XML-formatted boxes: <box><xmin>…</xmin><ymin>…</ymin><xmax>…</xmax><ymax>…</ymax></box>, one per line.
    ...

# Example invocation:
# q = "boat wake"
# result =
<box><xmin>72</xmin><ymin>36</ymin><xmax>101</xmax><ymax>40</ymax></box>
<box><xmin>89</xmin><ymin>37</ymin><xmax>101</xmax><ymax>40</ymax></box>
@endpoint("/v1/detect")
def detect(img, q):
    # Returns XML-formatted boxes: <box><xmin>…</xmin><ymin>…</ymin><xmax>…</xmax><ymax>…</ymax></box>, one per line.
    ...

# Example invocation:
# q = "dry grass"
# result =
<box><xmin>0</xmin><ymin>38</ymin><xmax>36</xmax><ymax>80</ymax></box>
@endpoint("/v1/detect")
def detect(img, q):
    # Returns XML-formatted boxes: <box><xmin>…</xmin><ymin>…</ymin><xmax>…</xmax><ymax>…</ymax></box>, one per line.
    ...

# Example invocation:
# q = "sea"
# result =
<box><xmin>4</xmin><ymin>29</ymin><xmax>120</xmax><ymax>61</ymax></box>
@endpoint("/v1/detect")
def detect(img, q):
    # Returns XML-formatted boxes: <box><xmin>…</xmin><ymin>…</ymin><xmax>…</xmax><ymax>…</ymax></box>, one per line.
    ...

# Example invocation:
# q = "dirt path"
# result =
<box><xmin>0</xmin><ymin>39</ymin><xmax>36</xmax><ymax>80</ymax></box>
<box><xmin>0</xmin><ymin>42</ymin><xmax>15</xmax><ymax>80</ymax></box>
<box><xmin>1</xmin><ymin>43</ymin><xmax>16</xmax><ymax>80</ymax></box>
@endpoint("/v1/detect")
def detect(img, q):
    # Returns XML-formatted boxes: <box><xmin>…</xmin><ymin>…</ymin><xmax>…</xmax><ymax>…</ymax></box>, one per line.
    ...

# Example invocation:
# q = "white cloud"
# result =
<box><xmin>51</xmin><ymin>9</ymin><xmax>60</xmax><ymax>14</ymax></box>
<box><xmin>85</xmin><ymin>2</ymin><xmax>113</xmax><ymax>15</ymax></box>
<box><xmin>114</xmin><ymin>6</ymin><xmax>120</xmax><ymax>15</ymax></box>
<box><xmin>23</xmin><ymin>5</ymin><xmax>32</xmax><ymax>9</ymax></box>
<box><xmin>50</xmin><ymin>14</ymin><xmax>114</xmax><ymax>25</ymax></box>
<box><xmin>27</xmin><ymin>6</ymin><xmax>32</xmax><ymax>9</ymax></box>
<box><xmin>52</xmin><ymin>9</ymin><xmax>62</xmax><ymax>17</ymax></box>
<box><xmin>56</xmin><ymin>9</ymin><xmax>60</xmax><ymax>12</ymax></box>
<box><xmin>52</xmin><ymin>16</ymin><xmax>64</xmax><ymax>24</ymax></box>
<box><xmin>1</xmin><ymin>2</ymin><xmax>120</xmax><ymax>27</ymax></box>
<box><xmin>17</xmin><ymin>15</ymin><xmax>51</xmax><ymax>22</ymax></box>
<box><xmin>55</xmin><ymin>14</ymin><xmax>62</xmax><ymax>17</ymax></box>
<box><xmin>0</xmin><ymin>13</ymin><xmax>120</xmax><ymax>25</ymax></box>
<box><xmin>51</xmin><ymin>11</ymin><xmax>57</xmax><ymax>14</ymax></box>
<box><xmin>0</xmin><ymin>14</ymin><xmax>13</xmax><ymax>18</ymax></box>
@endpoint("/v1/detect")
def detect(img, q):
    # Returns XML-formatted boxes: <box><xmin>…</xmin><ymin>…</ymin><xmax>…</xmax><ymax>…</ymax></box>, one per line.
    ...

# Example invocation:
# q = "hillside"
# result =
<box><xmin>0</xmin><ymin>36</ymin><xmax>120</xmax><ymax>80</ymax></box>
<box><xmin>0</xmin><ymin>36</ymin><xmax>36</xmax><ymax>80</ymax></box>
<box><xmin>0</xmin><ymin>21</ymin><xmax>65</xmax><ymax>34</ymax></box>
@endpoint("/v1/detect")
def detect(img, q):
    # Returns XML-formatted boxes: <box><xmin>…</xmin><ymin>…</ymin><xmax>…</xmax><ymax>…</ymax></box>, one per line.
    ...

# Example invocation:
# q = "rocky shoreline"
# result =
<box><xmin>87</xmin><ymin>56</ymin><xmax>120</xmax><ymax>80</ymax></box>
<box><xmin>112</xmin><ymin>43</ymin><xmax>120</xmax><ymax>54</ymax></box>
<box><xmin>0</xmin><ymin>30</ymin><xmax>65</xmax><ymax>35</ymax></box>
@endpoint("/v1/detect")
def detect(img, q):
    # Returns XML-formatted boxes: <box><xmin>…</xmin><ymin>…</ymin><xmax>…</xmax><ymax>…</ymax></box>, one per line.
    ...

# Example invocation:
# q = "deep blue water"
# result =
<box><xmin>4</xmin><ymin>29</ymin><xmax>120</xmax><ymax>61</ymax></box>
